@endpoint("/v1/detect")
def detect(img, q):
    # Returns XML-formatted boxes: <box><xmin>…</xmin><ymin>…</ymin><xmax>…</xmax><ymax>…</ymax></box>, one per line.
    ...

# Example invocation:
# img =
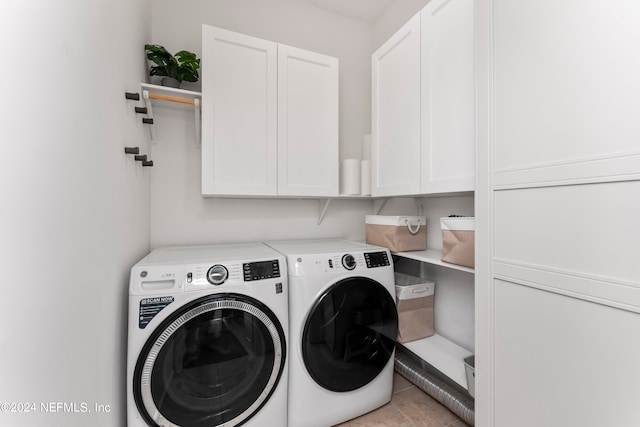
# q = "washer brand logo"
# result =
<box><xmin>139</xmin><ymin>296</ymin><xmax>175</xmax><ymax>329</ymax></box>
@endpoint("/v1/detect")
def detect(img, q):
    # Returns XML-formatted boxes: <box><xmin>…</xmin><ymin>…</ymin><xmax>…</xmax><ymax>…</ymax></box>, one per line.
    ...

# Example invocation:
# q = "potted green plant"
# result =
<box><xmin>144</xmin><ymin>44</ymin><xmax>200</xmax><ymax>88</ymax></box>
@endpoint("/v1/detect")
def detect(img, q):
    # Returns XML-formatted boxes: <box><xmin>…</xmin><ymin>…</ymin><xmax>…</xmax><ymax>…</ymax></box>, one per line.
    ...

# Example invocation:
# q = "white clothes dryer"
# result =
<box><xmin>127</xmin><ymin>243</ymin><xmax>288</xmax><ymax>427</ymax></box>
<box><xmin>265</xmin><ymin>239</ymin><xmax>398</xmax><ymax>427</ymax></box>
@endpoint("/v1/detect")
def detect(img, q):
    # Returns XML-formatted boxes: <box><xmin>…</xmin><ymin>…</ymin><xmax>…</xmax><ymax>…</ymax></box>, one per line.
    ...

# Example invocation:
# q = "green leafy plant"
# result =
<box><xmin>144</xmin><ymin>44</ymin><xmax>200</xmax><ymax>84</ymax></box>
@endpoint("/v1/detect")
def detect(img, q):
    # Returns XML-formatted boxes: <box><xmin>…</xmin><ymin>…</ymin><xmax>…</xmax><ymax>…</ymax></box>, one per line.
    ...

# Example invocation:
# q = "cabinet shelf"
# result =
<box><xmin>400</xmin><ymin>333</ymin><xmax>473</xmax><ymax>390</ymax></box>
<box><xmin>393</xmin><ymin>249</ymin><xmax>474</xmax><ymax>273</ymax></box>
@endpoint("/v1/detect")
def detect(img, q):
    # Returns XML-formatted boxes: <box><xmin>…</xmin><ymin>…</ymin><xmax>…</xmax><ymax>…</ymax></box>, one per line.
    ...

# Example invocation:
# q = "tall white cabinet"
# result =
<box><xmin>201</xmin><ymin>25</ymin><xmax>339</xmax><ymax>197</ymax></box>
<box><xmin>372</xmin><ymin>0</ymin><xmax>475</xmax><ymax>197</ymax></box>
<box><xmin>476</xmin><ymin>0</ymin><xmax>640</xmax><ymax>426</ymax></box>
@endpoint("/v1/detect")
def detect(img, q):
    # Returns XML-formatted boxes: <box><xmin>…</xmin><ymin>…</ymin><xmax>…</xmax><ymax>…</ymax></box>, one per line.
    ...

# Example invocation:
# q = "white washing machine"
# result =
<box><xmin>265</xmin><ymin>239</ymin><xmax>398</xmax><ymax>427</ymax></box>
<box><xmin>127</xmin><ymin>243</ymin><xmax>288</xmax><ymax>427</ymax></box>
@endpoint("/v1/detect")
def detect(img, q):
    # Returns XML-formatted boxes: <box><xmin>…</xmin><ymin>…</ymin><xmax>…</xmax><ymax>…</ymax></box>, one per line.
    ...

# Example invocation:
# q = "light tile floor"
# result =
<box><xmin>333</xmin><ymin>372</ymin><xmax>469</xmax><ymax>427</ymax></box>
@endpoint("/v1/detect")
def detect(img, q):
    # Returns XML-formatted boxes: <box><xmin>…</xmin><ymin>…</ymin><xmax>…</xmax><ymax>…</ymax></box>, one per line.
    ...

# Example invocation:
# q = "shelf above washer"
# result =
<box><xmin>393</xmin><ymin>249</ymin><xmax>474</xmax><ymax>274</ymax></box>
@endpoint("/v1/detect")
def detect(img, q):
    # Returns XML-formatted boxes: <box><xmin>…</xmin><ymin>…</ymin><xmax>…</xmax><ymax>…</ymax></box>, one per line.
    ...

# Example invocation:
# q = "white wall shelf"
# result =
<box><xmin>393</xmin><ymin>249</ymin><xmax>474</xmax><ymax>274</ymax></box>
<box><xmin>140</xmin><ymin>83</ymin><xmax>202</xmax><ymax>100</ymax></box>
<box><xmin>401</xmin><ymin>333</ymin><xmax>473</xmax><ymax>390</ymax></box>
<box><xmin>140</xmin><ymin>83</ymin><xmax>202</xmax><ymax>143</ymax></box>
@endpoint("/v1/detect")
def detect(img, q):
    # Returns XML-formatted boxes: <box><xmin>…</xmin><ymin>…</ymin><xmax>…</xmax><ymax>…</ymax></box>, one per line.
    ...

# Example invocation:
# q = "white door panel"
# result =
<box><xmin>493</xmin><ymin>0</ymin><xmax>640</xmax><ymax>173</ymax></box>
<box><xmin>494</xmin><ymin>280</ymin><xmax>640</xmax><ymax>427</ymax></box>
<box><xmin>421</xmin><ymin>0</ymin><xmax>475</xmax><ymax>193</ymax></box>
<box><xmin>278</xmin><ymin>45</ymin><xmax>339</xmax><ymax>196</ymax></box>
<box><xmin>494</xmin><ymin>181</ymin><xmax>640</xmax><ymax>285</ymax></box>
<box><xmin>372</xmin><ymin>14</ymin><xmax>422</xmax><ymax>196</ymax></box>
<box><xmin>201</xmin><ymin>25</ymin><xmax>278</xmax><ymax>196</ymax></box>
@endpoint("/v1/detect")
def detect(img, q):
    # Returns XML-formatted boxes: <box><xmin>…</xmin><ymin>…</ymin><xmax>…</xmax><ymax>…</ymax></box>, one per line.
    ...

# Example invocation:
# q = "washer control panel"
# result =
<box><xmin>364</xmin><ymin>251</ymin><xmax>390</xmax><ymax>268</ymax></box>
<box><xmin>185</xmin><ymin>259</ymin><xmax>282</xmax><ymax>287</ymax></box>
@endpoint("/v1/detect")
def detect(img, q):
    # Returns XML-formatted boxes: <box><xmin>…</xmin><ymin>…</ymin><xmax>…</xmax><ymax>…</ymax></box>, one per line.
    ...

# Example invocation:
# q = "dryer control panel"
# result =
<box><xmin>299</xmin><ymin>250</ymin><xmax>392</xmax><ymax>275</ymax></box>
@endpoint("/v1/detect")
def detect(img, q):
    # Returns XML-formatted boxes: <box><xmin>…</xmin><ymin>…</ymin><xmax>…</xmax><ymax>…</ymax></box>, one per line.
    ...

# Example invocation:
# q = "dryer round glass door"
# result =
<box><xmin>302</xmin><ymin>277</ymin><xmax>398</xmax><ymax>392</ymax></box>
<box><xmin>133</xmin><ymin>294</ymin><xmax>286</xmax><ymax>427</ymax></box>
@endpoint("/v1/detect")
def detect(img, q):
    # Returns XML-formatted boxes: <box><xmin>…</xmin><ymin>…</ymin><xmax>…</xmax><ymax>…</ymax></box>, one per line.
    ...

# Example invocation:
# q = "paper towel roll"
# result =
<box><xmin>341</xmin><ymin>159</ymin><xmax>361</xmax><ymax>195</ymax></box>
<box><xmin>362</xmin><ymin>134</ymin><xmax>372</xmax><ymax>161</ymax></box>
<box><xmin>361</xmin><ymin>160</ymin><xmax>371</xmax><ymax>195</ymax></box>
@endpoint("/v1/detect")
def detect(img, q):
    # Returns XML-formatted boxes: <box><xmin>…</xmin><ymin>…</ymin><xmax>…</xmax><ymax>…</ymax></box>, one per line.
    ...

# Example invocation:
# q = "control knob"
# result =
<box><xmin>342</xmin><ymin>254</ymin><xmax>356</xmax><ymax>270</ymax></box>
<box><xmin>207</xmin><ymin>265</ymin><xmax>228</xmax><ymax>285</ymax></box>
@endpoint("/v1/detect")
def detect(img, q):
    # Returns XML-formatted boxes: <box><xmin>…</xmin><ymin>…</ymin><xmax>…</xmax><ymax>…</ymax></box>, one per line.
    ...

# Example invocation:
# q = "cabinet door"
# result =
<box><xmin>277</xmin><ymin>45</ymin><xmax>339</xmax><ymax>196</ymax></box>
<box><xmin>421</xmin><ymin>0</ymin><xmax>475</xmax><ymax>193</ymax></box>
<box><xmin>372</xmin><ymin>14</ymin><xmax>422</xmax><ymax>197</ymax></box>
<box><xmin>201</xmin><ymin>25</ymin><xmax>277</xmax><ymax>196</ymax></box>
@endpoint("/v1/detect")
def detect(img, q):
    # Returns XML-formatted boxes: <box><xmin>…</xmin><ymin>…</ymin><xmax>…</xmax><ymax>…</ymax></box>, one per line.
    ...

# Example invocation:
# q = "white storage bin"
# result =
<box><xmin>394</xmin><ymin>272</ymin><xmax>435</xmax><ymax>343</ymax></box>
<box><xmin>464</xmin><ymin>355</ymin><xmax>475</xmax><ymax>398</ymax></box>
<box><xmin>366</xmin><ymin>215</ymin><xmax>427</xmax><ymax>252</ymax></box>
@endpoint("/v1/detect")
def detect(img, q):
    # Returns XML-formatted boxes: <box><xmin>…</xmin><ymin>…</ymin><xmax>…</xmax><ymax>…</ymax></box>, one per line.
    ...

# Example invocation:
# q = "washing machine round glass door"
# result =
<box><xmin>302</xmin><ymin>277</ymin><xmax>398</xmax><ymax>392</ymax></box>
<box><xmin>133</xmin><ymin>294</ymin><xmax>286</xmax><ymax>427</ymax></box>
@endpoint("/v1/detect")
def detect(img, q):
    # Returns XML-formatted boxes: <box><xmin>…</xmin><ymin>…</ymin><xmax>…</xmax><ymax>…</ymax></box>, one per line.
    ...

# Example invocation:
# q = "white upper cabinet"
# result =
<box><xmin>277</xmin><ymin>45</ymin><xmax>339</xmax><ymax>196</ymax></box>
<box><xmin>201</xmin><ymin>25</ymin><xmax>339</xmax><ymax>197</ymax></box>
<box><xmin>372</xmin><ymin>0</ymin><xmax>475</xmax><ymax>197</ymax></box>
<box><xmin>372</xmin><ymin>14</ymin><xmax>422</xmax><ymax>197</ymax></box>
<box><xmin>201</xmin><ymin>25</ymin><xmax>278</xmax><ymax>196</ymax></box>
<box><xmin>421</xmin><ymin>0</ymin><xmax>475</xmax><ymax>193</ymax></box>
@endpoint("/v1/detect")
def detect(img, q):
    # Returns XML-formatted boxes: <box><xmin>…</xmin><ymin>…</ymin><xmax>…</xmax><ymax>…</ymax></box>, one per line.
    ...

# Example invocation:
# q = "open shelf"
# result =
<box><xmin>139</xmin><ymin>83</ymin><xmax>202</xmax><ymax>143</ymax></box>
<box><xmin>393</xmin><ymin>249</ymin><xmax>474</xmax><ymax>273</ymax></box>
<box><xmin>400</xmin><ymin>333</ymin><xmax>473</xmax><ymax>389</ymax></box>
<box><xmin>140</xmin><ymin>83</ymin><xmax>202</xmax><ymax>100</ymax></box>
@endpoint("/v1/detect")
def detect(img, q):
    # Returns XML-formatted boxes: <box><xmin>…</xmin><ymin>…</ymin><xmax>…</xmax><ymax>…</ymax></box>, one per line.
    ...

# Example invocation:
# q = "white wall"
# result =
<box><xmin>0</xmin><ymin>1</ymin><xmax>151</xmax><ymax>425</ymax></box>
<box><xmin>149</xmin><ymin>0</ymin><xmax>375</xmax><ymax>248</ymax></box>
